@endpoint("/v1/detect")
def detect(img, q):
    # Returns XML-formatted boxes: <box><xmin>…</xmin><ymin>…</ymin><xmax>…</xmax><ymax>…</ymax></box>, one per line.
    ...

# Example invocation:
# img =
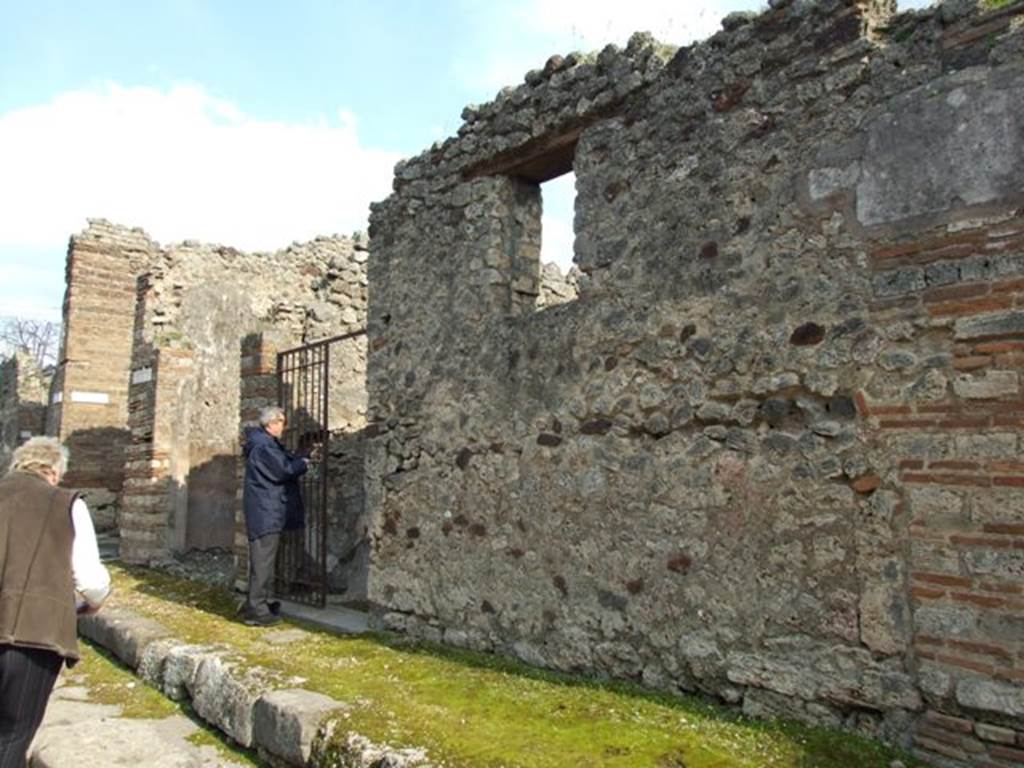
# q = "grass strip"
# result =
<box><xmin>102</xmin><ymin>564</ymin><xmax>927</xmax><ymax>768</ymax></box>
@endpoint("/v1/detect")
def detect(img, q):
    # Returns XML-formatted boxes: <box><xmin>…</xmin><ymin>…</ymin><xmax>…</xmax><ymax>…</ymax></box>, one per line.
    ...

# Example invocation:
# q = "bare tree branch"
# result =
<box><xmin>0</xmin><ymin>317</ymin><xmax>60</xmax><ymax>370</ymax></box>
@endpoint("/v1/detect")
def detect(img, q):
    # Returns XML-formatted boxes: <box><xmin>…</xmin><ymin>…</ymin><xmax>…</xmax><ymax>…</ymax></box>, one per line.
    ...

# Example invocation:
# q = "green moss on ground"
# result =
<box><xmin>105</xmin><ymin>565</ymin><xmax>927</xmax><ymax>768</ymax></box>
<box><xmin>68</xmin><ymin>642</ymin><xmax>179</xmax><ymax>719</ymax></box>
<box><xmin>70</xmin><ymin>640</ymin><xmax>265</xmax><ymax>767</ymax></box>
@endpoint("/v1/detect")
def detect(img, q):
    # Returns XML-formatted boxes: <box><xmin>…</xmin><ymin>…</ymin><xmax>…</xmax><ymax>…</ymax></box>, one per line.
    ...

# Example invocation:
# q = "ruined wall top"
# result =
<box><xmin>374</xmin><ymin>0</ymin><xmax>904</xmax><ymax>210</ymax></box>
<box><xmin>136</xmin><ymin>231</ymin><xmax>368</xmax><ymax>348</ymax></box>
<box><xmin>378</xmin><ymin>32</ymin><xmax>675</xmax><ymax>205</ymax></box>
<box><xmin>69</xmin><ymin>218</ymin><xmax>159</xmax><ymax>273</ymax></box>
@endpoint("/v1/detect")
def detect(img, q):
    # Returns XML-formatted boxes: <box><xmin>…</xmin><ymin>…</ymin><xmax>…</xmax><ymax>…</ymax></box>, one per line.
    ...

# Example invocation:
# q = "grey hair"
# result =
<box><xmin>10</xmin><ymin>437</ymin><xmax>69</xmax><ymax>480</ymax></box>
<box><xmin>259</xmin><ymin>406</ymin><xmax>286</xmax><ymax>427</ymax></box>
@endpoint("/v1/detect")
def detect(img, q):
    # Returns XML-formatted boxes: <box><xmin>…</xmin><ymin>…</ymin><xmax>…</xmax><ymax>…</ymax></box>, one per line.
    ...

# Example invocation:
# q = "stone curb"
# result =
<box><xmin>78</xmin><ymin>608</ymin><xmax>433</xmax><ymax>767</ymax></box>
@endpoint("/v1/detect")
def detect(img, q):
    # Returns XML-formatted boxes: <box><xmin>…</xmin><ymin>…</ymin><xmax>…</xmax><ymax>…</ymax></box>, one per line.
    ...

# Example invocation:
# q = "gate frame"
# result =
<box><xmin>274</xmin><ymin>329</ymin><xmax>365</xmax><ymax>607</ymax></box>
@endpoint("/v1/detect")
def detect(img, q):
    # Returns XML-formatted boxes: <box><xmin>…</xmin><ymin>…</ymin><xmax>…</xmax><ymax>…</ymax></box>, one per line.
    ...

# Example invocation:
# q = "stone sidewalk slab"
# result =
<box><xmin>30</xmin><ymin>682</ymin><xmax>247</xmax><ymax>768</ymax></box>
<box><xmin>78</xmin><ymin>608</ymin><xmax>432</xmax><ymax>767</ymax></box>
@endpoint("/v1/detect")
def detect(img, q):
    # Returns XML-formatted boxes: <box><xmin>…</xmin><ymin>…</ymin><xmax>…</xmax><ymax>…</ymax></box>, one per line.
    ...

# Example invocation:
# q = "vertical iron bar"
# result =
<box><xmin>275</xmin><ymin>349</ymin><xmax>286</xmax><ymax>598</ymax></box>
<box><xmin>320</xmin><ymin>341</ymin><xmax>330</xmax><ymax>606</ymax></box>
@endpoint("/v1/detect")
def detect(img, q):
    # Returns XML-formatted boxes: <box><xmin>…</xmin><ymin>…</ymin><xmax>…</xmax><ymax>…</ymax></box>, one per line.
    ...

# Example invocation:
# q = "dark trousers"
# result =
<box><xmin>0</xmin><ymin>645</ymin><xmax>63</xmax><ymax>768</ymax></box>
<box><xmin>245</xmin><ymin>532</ymin><xmax>280</xmax><ymax>617</ymax></box>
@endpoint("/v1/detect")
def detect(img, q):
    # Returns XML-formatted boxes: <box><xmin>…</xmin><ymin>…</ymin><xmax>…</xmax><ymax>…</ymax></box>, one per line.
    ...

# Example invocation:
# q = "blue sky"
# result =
<box><xmin>0</xmin><ymin>0</ymin><xmax>931</xmax><ymax>322</ymax></box>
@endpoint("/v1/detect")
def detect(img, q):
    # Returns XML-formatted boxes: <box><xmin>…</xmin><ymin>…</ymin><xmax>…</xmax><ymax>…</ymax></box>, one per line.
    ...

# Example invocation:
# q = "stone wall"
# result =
<box><xmin>47</xmin><ymin>219</ymin><xmax>157</xmax><ymax>524</ymax></box>
<box><xmin>0</xmin><ymin>351</ymin><xmax>51</xmax><ymax>474</ymax></box>
<box><xmin>121</xmin><ymin>231</ymin><xmax>368</xmax><ymax>564</ymax></box>
<box><xmin>364</xmin><ymin>1</ymin><xmax>1024</xmax><ymax>763</ymax></box>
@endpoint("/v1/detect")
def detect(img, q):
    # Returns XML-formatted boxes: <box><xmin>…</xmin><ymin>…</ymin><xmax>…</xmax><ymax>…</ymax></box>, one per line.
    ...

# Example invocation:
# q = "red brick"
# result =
<box><xmin>994</xmin><ymin>476</ymin><xmax>1024</xmax><ymax>487</ymax></box>
<box><xmin>871</xmin><ymin>231</ymin><xmax>985</xmax><ymax>265</ymax></box>
<box><xmin>851</xmin><ymin>474</ymin><xmax>881</xmax><ymax>494</ymax></box>
<box><xmin>930</xmin><ymin>460</ymin><xmax>981</xmax><ymax>471</ymax></box>
<box><xmin>937</xmin><ymin>417</ymin><xmax>993</xmax><ymax>429</ymax></box>
<box><xmin>964</xmin><ymin>399</ymin><xmax>1024</xmax><ymax>414</ymax></box>
<box><xmin>927</xmin><ymin>296</ymin><xmax>1014</xmax><ymax>317</ymax></box>
<box><xmin>989</xmin><ymin>461</ymin><xmax>1024</xmax><ymax>473</ymax></box>
<box><xmin>924</xmin><ymin>283</ymin><xmax>990</xmax><ymax>303</ymax></box>
<box><xmin>912</xmin><ymin>586</ymin><xmax>946</xmax><ymax>599</ymax></box>
<box><xmin>917</xmin><ymin>402</ymin><xmax>961</xmax><ymax>413</ymax></box>
<box><xmin>915</xmin><ymin>635</ymin><xmax>946</xmax><ymax>646</ymax></box>
<box><xmin>994</xmin><ymin>352</ymin><xmax>1024</xmax><ymax>367</ymax></box>
<box><xmin>935</xmin><ymin>653</ymin><xmax>995</xmax><ymax>675</ymax></box>
<box><xmin>910</xmin><ymin>525</ymin><xmax>947</xmax><ymax>541</ymax></box>
<box><xmin>882</xmin><ymin>419</ymin><xmax>938</xmax><ymax>429</ymax></box>
<box><xmin>950</xmin><ymin>591</ymin><xmax>1006</xmax><ymax>609</ymax></box>
<box><xmin>870</xmin><ymin>404</ymin><xmax>914</xmax><ymax>415</ymax></box>
<box><xmin>917</xmin><ymin>723</ymin><xmax>967</xmax><ymax>746</ymax></box>
<box><xmin>953</xmin><ymin>355</ymin><xmax>992</xmax><ymax>371</ymax></box>
<box><xmin>950</xmin><ymin>534</ymin><xmax>1013</xmax><ymax>548</ymax></box>
<box><xmin>913</xmin><ymin>733</ymin><xmax>969</xmax><ymax>761</ymax></box>
<box><xmin>905</xmin><ymin>473</ymin><xmax>992</xmax><ymax>486</ymax></box>
<box><xmin>976</xmin><ymin>341</ymin><xmax>1024</xmax><ymax>354</ymax></box>
<box><xmin>947</xmin><ymin>639</ymin><xmax>1013</xmax><ymax>659</ymax></box>
<box><xmin>990</xmin><ymin>277</ymin><xmax>1024</xmax><ymax>294</ymax></box>
<box><xmin>924</xmin><ymin>710</ymin><xmax>976</xmax><ymax>734</ymax></box>
<box><xmin>979</xmin><ymin>581</ymin><xmax>1024</xmax><ymax>595</ymax></box>
<box><xmin>900</xmin><ymin>458</ymin><xmax>926</xmax><ymax>470</ymax></box>
<box><xmin>853</xmin><ymin>390</ymin><xmax>869</xmax><ymax>416</ymax></box>
<box><xmin>913</xmin><ymin>572</ymin><xmax>974</xmax><ymax>588</ymax></box>
<box><xmin>991</xmin><ymin>745</ymin><xmax>1024</xmax><ymax>764</ymax></box>
<box><xmin>983</xmin><ymin>523</ymin><xmax>1024</xmax><ymax>535</ymax></box>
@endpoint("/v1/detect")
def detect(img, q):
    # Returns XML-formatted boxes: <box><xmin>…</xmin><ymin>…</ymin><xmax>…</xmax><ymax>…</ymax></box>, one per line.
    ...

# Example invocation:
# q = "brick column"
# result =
<box><xmin>49</xmin><ymin>220</ymin><xmax>155</xmax><ymax>515</ymax></box>
<box><xmin>120</xmin><ymin>346</ymin><xmax>195</xmax><ymax>563</ymax></box>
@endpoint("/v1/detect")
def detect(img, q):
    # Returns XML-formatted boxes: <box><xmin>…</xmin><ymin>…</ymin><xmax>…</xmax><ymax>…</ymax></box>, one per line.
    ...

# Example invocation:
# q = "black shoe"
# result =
<box><xmin>268</xmin><ymin>600</ymin><xmax>281</xmax><ymax>615</ymax></box>
<box><xmin>244</xmin><ymin>612</ymin><xmax>282</xmax><ymax>627</ymax></box>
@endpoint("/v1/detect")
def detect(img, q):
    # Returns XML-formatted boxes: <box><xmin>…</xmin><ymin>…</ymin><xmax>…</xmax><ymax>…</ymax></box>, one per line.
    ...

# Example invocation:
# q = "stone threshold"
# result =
<box><xmin>276</xmin><ymin>600</ymin><xmax>370</xmax><ymax>636</ymax></box>
<box><xmin>78</xmin><ymin>608</ymin><xmax>431</xmax><ymax>767</ymax></box>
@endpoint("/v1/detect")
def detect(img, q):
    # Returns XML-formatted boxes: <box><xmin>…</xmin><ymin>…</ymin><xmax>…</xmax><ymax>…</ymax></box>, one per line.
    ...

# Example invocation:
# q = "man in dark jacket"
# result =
<box><xmin>241</xmin><ymin>406</ymin><xmax>308</xmax><ymax>626</ymax></box>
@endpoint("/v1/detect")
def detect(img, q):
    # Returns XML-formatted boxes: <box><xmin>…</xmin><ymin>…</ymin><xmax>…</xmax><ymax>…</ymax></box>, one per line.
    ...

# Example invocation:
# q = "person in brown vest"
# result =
<box><xmin>0</xmin><ymin>437</ymin><xmax>110</xmax><ymax>768</ymax></box>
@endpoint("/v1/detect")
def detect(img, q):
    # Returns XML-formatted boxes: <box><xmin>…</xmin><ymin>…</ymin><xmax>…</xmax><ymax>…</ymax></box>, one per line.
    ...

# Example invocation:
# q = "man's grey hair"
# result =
<box><xmin>9</xmin><ymin>436</ymin><xmax>69</xmax><ymax>480</ymax></box>
<box><xmin>259</xmin><ymin>406</ymin><xmax>287</xmax><ymax>427</ymax></box>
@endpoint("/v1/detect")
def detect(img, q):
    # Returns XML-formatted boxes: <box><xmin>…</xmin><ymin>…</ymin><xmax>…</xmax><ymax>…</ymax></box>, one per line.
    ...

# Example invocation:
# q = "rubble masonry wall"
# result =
<box><xmin>364</xmin><ymin>1</ymin><xmax>1024</xmax><ymax>763</ymax></box>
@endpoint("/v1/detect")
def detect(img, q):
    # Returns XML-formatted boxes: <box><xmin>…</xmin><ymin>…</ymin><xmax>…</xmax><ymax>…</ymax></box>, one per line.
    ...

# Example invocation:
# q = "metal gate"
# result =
<box><xmin>274</xmin><ymin>331</ymin><xmax>364</xmax><ymax>607</ymax></box>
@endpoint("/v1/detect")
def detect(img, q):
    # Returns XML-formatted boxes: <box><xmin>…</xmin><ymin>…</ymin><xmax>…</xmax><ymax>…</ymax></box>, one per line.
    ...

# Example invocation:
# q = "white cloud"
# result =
<box><xmin>0</xmin><ymin>83</ymin><xmax>401</xmax><ymax>253</ymax></box>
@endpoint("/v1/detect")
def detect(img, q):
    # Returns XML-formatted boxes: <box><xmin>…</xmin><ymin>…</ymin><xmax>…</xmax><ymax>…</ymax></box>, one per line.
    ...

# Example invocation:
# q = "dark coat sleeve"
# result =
<box><xmin>250</xmin><ymin>443</ymin><xmax>308</xmax><ymax>484</ymax></box>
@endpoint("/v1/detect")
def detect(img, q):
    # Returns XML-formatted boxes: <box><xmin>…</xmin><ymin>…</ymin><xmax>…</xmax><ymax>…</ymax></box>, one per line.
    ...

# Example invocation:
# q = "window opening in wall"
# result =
<box><xmin>540</xmin><ymin>171</ymin><xmax>577</xmax><ymax>273</ymax></box>
<box><xmin>536</xmin><ymin>170</ymin><xmax>579</xmax><ymax>308</ymax></box>
<box><xmin>465</xmin><ymin>127</ymin><xmax>583</xmax><ymax>310</ymax></box>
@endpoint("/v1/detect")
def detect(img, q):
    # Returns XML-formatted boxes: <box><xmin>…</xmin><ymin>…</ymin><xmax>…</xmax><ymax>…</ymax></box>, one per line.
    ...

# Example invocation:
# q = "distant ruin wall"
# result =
<box><xmin>0</xmin><ymin>351</ymin><xmax>51</xmax><ymax>475</ymax></box>
<box><xmin>365</xmin><ymin>1</ymin><xmax>1024</xmax><ymax>763</ymax></box>
<box><xmin>120</xmin><ymin>232</ymin><xmax>368</xmax><ymax>564</ymax></box>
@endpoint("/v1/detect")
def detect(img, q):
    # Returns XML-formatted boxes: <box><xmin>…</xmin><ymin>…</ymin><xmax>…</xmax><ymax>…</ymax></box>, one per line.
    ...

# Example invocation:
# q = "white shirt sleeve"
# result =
<box><xmin>71</xmin><ymin>498</ymin><xmax>111</xmax><ymax>607</ymax></box>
